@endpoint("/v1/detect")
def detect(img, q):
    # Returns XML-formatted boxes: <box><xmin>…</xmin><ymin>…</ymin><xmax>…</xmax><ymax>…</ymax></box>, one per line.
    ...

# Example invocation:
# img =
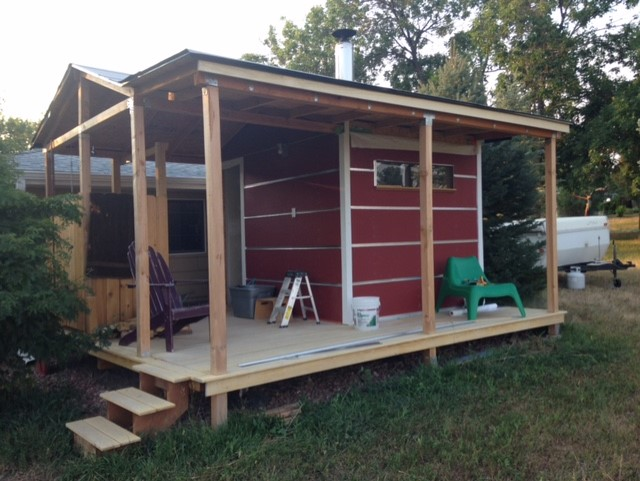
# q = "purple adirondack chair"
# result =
<box><xmin>120</xmin><ymin>242</ymin><xmax>209</xmax><ymax>352</ymax></box>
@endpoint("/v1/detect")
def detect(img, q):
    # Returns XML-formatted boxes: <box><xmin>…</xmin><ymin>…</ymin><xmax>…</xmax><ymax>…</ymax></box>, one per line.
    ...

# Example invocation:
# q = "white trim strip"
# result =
<box><xmin>246</xmin><ymin>246</ymin><xmax>340</xmax><ymax>251</ymax></box>
<box><xmin>353</xmin><ymin>276</ymin><xmax>421</xmax><ymax>286</ymax></box>
<box><xmin>351</xmin><ymin>205</ymin><xmax>477</xmax><ymax>212</ymax></box>
<box><xmin>351</xmin><ymin>239</ymin><xmax>477</xmax><ymax>249</ymax></box>
<box><xmin>245</xmin><ymin>207</ymin><xmax>340</xmax><ymax>220</ymax></box>
<box><xmin>244</xmin><ymin>168</ymin><xmax>338</xmax><ymax>189</ymax></box>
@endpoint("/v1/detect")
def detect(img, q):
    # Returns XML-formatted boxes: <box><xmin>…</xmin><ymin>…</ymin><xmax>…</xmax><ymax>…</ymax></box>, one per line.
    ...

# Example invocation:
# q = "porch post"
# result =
<box><xmin>419</xmin><ymin>115</ymin><xmax>437</xmax><ymax>363</ymax></box>
<box><xmin>130</xmin><ymin>97</ymin><xmax>152</xmax><ymax>357</ymax></box>
<box><xmin>111</xmin><ymin>156</ymin><xmax>122</xmax><ymax>194</ymax></box>
<box><xmin>202</xmin><ymin>81</ymin><xmax>229</xmax><ymax>427</ymax></box>
<box><xmin>78</xmin><ymin>79</ymin><xmax>91</xmax><ymax>300</ymax></box>
<box><xmin>44</xmin><ymin>149</ymin><xmax>55</xmax><ymax>197</ymax></box>
<box><xmin>154</xmin><ymin>142</ymin><xmax>170</xmax><ymax>260</ymax></box>
<box><xmin>545</xmin><ymin>134</ymin><xmax>561</xmax><ymax>335</ymax></box>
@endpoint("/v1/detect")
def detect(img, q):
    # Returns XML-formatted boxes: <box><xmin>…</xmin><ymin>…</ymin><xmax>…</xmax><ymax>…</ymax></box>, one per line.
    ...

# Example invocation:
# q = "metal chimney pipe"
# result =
<box><xmin>332</xmin><ymin>28</ymin><xmax>357</xmax><ymax>81</ymax></box>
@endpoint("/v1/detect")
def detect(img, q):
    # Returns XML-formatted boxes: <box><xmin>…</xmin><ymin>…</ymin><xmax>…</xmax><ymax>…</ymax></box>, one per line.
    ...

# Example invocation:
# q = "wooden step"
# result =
<box><xmin>66</xmin><ymin>416</ymin><xmax>140</xmax><ymax>456</ymax></box>
<box><xmin>100</xmin><ymin>387</ymin><xmax>175</xmax><ymax>416</ymax></box>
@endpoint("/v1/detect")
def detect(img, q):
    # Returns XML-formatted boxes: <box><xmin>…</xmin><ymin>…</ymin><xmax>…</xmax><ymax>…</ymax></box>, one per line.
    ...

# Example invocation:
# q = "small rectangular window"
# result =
<box><xmin>168</xmin><ymin>200</ymin><xmax>206</xmax><ymax>253</ymax></box>
<box><xmin>374</xmin><ymin>160</ymin><xmax>454</xmax><ymax>190</ymax></box>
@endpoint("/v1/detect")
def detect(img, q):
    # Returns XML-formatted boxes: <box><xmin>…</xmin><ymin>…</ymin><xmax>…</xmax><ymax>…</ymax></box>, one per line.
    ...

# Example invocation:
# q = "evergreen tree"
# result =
<box><xmin>482</xmin><ymin>138</ymin><xmax>547</xmax><ymax>300</ymax></box>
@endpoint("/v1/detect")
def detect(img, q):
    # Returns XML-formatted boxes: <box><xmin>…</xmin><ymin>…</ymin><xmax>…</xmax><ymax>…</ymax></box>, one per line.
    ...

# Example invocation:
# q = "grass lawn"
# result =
<box><xmin>2</xmin><ymin>216</ymin><xmax>639</xmax><ymax>480</ymax></box>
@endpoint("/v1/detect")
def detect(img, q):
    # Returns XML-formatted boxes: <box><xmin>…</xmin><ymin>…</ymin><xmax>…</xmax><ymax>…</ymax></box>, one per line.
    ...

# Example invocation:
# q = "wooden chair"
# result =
<box><xmin>120</xmin><ymin>242</ymin><xmax>209</xmax><ymax>352</ymax></box>
<box><xmin>435</xmin><ymin>256</ymin><xmax>526</xmax><ymax>321</ymax></box>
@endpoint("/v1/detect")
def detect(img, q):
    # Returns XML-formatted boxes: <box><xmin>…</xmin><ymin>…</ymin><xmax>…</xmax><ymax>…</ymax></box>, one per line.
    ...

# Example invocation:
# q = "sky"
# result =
<box><xmin>0</xmin><ymin>0</ymin><xmax>322</xmax><ymax>121</ymax></box>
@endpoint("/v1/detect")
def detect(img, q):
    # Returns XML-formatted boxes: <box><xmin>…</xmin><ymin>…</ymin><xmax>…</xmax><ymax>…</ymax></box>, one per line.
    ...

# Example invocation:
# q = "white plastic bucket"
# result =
<box><xmin>352</xmin><ymin>297</ymin><xmax>380</xmax><ymax>330</ymax></box>
<box><xmin>567</xmin><ymin>267</ymin><xmax>585</xmax><ymax>290</ymax></box>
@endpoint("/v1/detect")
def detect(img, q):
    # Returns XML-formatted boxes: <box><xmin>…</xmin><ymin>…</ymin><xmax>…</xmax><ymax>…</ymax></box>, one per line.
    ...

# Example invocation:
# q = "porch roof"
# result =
<box><xmin>32</xmin><ymin>49</ymin><xmax>570</xmax><ymax>163</ymax></box>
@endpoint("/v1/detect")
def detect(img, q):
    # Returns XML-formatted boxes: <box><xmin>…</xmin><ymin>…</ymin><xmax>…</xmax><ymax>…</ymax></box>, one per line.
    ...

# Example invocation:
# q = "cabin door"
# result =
<box><xmin>223</xmin><ymin>158</ymin><xmax>245</xmax><ymax>304</ymax></box>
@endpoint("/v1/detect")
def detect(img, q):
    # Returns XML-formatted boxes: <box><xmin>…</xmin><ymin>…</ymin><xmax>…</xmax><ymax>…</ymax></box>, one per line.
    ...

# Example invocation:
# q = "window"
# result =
<box><xmin>374</xmin><ymin>160</ymin><xmax>454</xmax><ymax>190</ymax></box>
<box><xmin>168</xmin><ymin>199</ymin><xmax>206</xmax><ymax>253</ymax></box>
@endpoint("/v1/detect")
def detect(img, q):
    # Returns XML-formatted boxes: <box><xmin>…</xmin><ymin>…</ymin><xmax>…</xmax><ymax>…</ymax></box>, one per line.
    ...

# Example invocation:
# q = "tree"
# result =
<box><xmin>421</xmin><ymin>44</ymin><xmax>487</xmax><ymax>104</ymax></box>
<box><xmin>481</xmin><ymin>138</ymin><xmax>547</xmax><ymax>300</ymax></box>
<box><xmin>0</xmin><ymin>112</ymin><xmax>101</xmax><ymax>385</ymax></box>
<box><xmin>246</xmin><ymin>0</ymin><xmax>376</xmax><ymax>83</ymax></box>
<box><xmin>470</xmin><ymin>0</ymin><xmax>637</xmax><ymax>117</ymax></box>
<box><xmin>0</xmin><ymin>114</ymin><xmax>37</xmax><ymax>155</ymax></box>
<box><xmin>250</xmin><ymin>0</ymin><xmax>477</xmax><ymax>92</ymax></box>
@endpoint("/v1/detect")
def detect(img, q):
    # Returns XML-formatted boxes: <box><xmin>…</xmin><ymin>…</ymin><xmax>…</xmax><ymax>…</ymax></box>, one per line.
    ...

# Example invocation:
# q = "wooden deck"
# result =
<box><xmin>93</xmin><ymin>306</ymin><xmax>564</xmax><ymax>398</ymax></box>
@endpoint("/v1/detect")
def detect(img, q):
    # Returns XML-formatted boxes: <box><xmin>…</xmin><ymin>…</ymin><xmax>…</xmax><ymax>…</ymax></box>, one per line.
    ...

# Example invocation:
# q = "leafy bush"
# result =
<box><xmin>0</xmin><ymin>153</ymin><xmax>101</xmax><ymax>388</ymax></box>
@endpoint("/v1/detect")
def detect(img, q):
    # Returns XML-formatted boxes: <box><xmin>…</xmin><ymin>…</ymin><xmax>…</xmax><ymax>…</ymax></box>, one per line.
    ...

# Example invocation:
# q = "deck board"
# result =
<box><xmin>94</xmin><ymin>307</ymin><xmax>564</xmax><ymax>394</ymax></box>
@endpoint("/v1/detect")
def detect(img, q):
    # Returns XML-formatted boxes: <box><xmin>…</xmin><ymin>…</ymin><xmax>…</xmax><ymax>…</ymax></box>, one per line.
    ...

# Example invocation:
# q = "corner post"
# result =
<box><xmin>545</xmin><ymin>134</ymin><xmax>560</xmax><ymax>336</ymax></box>
<box><xmin>130</xmin><ymin>96</ymin><xmax>151</xmax><ymax>357</ymax></box>
<box><xmin>419</xmin><ymin>114</ymin><xmax>437</xmax><ymax>363</ymax></box>
<box><xmin>202</xmin><ymin>79</ymin><xmax>229</xmax><ymax>427</ymax></box>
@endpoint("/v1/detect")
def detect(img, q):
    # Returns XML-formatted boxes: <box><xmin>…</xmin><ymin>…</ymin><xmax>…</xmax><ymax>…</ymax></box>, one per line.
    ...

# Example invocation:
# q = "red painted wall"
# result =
<box><xmin>350</xmin><ymin>147</ymin><xmax>479</xmax><ymax>317</ymax></box>
<box><xmin>243</xmin><ymin>136</ymin><xmax>480</xmax><ymax>323</ymax></box>
<box><xmin>243</xmin><ymin>134</ymin><xmax>343</xmax><ymax>322</ymax></box>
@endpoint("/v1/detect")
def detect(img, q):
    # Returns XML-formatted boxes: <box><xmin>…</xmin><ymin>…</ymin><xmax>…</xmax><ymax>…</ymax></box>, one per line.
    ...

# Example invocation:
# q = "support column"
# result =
<box><xmin>78</xmin><ymin>80</ymin><xmax>92</xmax><ymax>320</ymax></box>
<box><xmin>202</xmin><ymin>81</ymin><xmax>228</xmax><ymax>427</ymax></box>
<box><xmin>154</xmin><ymin>142</ymin><xmax>170</xmax><ymax>260</ymax></box>
<box><xmin>545</xmin><ymin>134</ymin><xmax>560</xmax><ymax>336</ymax></box>
<box><xmin>130</xmin><ymin>97</ymin><xmax>151</xmax><ymax>357</ymax></box>
<box><xmin>45</xmin><ymin>149</ymin><xmax>55</xmax><ymax>197</ymax></box>
<box><xmin>419</xmin><ymin>115</ymin><xmax>437</xmax><ymax>363</ymax></box>
<box><xmin>111</xmin><ymin>156</ymin><xmax>122</xmax><ymax>194</ymax></box>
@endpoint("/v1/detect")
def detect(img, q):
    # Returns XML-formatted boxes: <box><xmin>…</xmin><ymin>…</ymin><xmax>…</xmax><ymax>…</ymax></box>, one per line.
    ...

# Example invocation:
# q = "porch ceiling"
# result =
<box><xmin>32</xmin><ymin>50</ymin><xmax>570</xmax><ymax>163</ymax></box>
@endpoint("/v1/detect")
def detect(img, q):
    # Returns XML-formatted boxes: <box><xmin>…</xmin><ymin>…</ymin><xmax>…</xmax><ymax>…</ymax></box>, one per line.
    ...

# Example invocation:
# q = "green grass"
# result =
<box><xmin>3</xmin><ymin>223</ymin><xmax>640</xmax><ymax>480</ymax></box>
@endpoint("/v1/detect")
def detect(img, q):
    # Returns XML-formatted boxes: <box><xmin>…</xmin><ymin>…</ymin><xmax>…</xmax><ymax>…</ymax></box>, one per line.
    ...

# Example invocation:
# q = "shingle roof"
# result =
<box><xmin>14</xmin><ymin>149</ymin><xmax>206</xmax><ymax>179</ymax></box>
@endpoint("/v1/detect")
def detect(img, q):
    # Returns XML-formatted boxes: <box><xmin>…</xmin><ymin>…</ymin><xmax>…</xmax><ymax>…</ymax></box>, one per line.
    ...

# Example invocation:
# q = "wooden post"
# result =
<box><xmin>77</xmin><ymin>79</ymin><xmax>92</xmax><ymax>327</ymax></box>
<box><xmin>154</xmin><ymin>142</ymin><xmax>170</xmax><ymax>260</ymax></box>
<box><xmin>202</xmin><ymin>81</ymin><xmax>229</xmax><ymax>426</ymax></box>
<box><xmin>111</xmin><ymin>157</ymin><xmax>122</xmax><ymax>194</ymax></box>
<box><xmin>545</xmin><ymin>134</ymin><xmax>560</xmax><ymax>336</ymax></box>
<box><xmin>419</xmin><ymin>115</ymin><xmax>437</xmax><ymax>363</ymax></box>
<box><xmin>44</xmin><ymin>149</ymin><xmax>55</xmax><ymax>197</ymax></box>
<box><xmin>130</xmin><ymin>97</ymin><xmax>151</xmax><ymax>357</ymax></box>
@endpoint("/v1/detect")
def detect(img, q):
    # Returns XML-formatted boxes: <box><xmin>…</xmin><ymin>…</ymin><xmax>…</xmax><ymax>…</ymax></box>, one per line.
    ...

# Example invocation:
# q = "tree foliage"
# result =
<box><xmin>422</xmin><ymin>45</ymin><xmax>487</xmax><ymax>104</ymax></box>
<box><xmin>250</xmin><ymin>0</ymin><xmax>477</xmax><ymax>91</ymax></box>
<box><xmin>481</xmin><ymin>139</ymin><xmax>547</xmax><ymax>299</ymax></box>
<box><xmin>0</xmin><ymin>113</ymin><xmax>101</xmax><ymax>386</ymax></box>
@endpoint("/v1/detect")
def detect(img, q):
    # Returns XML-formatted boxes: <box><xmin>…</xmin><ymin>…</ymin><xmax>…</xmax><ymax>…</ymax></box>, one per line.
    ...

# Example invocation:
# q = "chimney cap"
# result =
<box><xmin>332</xmin><ymin>28</ymin><xmax>357</xmax><ymax>42</ymax></box>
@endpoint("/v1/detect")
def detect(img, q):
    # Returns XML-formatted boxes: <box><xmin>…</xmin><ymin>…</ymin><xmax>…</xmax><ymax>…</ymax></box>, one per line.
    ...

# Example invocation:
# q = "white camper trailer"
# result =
<box><xmin>526</xmin><ymin>215</ymin><xmax>634</xmax><ymax>287</ymax></box>
<box><xmin>528</xmin><ymin>216</ymin><xmax>610</xmax><ymax>269</ymax></box>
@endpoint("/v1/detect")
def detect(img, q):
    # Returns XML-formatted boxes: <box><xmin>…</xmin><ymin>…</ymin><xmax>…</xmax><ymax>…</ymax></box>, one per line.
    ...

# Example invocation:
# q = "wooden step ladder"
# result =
<box><xmin>269</xmin><ymin>270</ymin><xmax>319</xmax><ymax>328</ymax></box>
<box><xmin>66</xmin><ymin>367</ymin><xmax>191</xmax><ymax>456</ymax></box>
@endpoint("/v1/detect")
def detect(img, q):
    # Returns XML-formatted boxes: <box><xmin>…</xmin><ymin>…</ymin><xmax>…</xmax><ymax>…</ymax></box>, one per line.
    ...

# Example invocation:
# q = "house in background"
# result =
<box><xmin>30</xmin><ymin>44</ymin><xmax>569</xmax><ymax>436</ymax></box>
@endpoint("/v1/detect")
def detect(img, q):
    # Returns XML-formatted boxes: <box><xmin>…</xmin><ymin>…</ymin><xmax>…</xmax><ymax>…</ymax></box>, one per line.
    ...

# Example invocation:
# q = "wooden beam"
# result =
<box><xmin>78</xmin><ymin>71</ymin><xmax>133</xmax><ymax>97</ymax></box>
<box><xmin>154</xmin><ymin>142</ymin><xmax>170</xmax><ymax>260</ymax></box>
<box><xmin>44</xmin><ymin>150</ymin><xmax>55</xmax><ymax>197</ymax></box>
<box><xmin>49</xmin><ymin>99</ymin><xmax>130</xmax><ymax>151</ymax></box>
<box><xmin>78</xmin><ymin>79</ymin><xmax>91</xmax><ymax>296</ymax></box>
<box><xmin>419</xmin><ymin>116</ymin><xmax>436</xmax><ymax>334</ymax></box>
<box><xmin>419</xmin><ymin>115</ymin><xmax>437</xmax><ymax>361</ymax></box>
<box><xmin>545</xmin><ymin>135</ymin><xmax>560</xmax><ymax>324</ymax></box>
<box><xmin>130</xmin><ymin>97</ymin><xmax>152</xmax><ymax>357</ymax></box>
<box><xmin>111</xmin><ymin>157</ymin><xmax>122</xmax><ymax>194</ymax></box>
<box><xmin>195</xmin><ymin>73</ymin><xmax>423</xmax><ymax>121</ymax></box>
<box><xmin>202</xmin><ymin>83</ymin><xmax>228</xmax><ymax>426</ymax></box>
<box><xmin>435</xmin><ymin>112</ymin><xmax>556</xmax><ymax>139</ymax></box>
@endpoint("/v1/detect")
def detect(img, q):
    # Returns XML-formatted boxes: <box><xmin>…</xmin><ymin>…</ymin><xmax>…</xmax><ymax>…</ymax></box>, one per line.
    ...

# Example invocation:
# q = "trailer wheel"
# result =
<box><xmin>613</xmin><ymin>278</ymin><xmax>622</xmax><ymax>288</ymax></box>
